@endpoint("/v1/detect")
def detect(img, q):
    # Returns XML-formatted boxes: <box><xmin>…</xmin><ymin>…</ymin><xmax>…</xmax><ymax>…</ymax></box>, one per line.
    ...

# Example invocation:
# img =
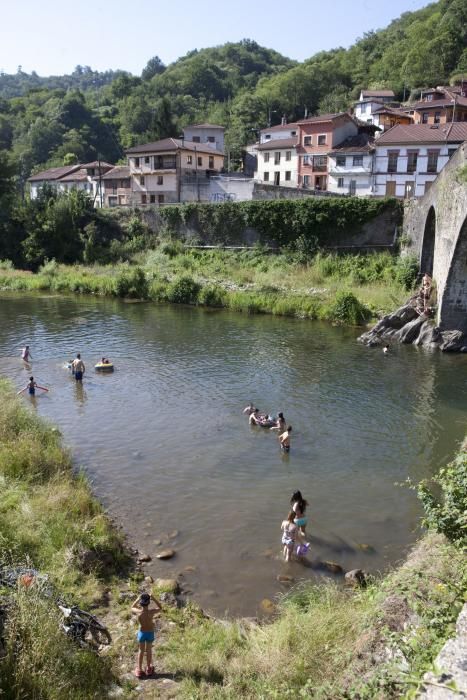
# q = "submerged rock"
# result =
<box><xmin>345</xmin><ymin>569</ymin><xmax>367</xmax><ymax>588</ymax></box>
<box><xmin>320</xmin><ymin>561</ymin><xmax>344</xmax><ymax>575</ymax></box>
<box><xmin>137</xmin><ymin>553</ymin><xmax>152</xmax><ymax>563</ymax></box>
<box><xmin>277</xmin><ymin>574</ymin><xmax>295</xmax><ymax>584</ymax></box>
<box><xmin>260</xmin><ymin>598</ymin><xmax>276</xmax><ymax>614</ymax></box>
<box><xmin>153</xmin><ymin>578</ymin><xmax>180</xmax><ymax>594</ymax></box>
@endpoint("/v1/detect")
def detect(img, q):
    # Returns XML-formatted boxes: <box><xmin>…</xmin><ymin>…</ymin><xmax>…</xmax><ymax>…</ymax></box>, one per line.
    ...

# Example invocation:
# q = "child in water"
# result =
<box><xmin>281</xmin><ymin>510</ymin><xmax>298</xmax><ymax>562</ymax></box>
<box><xmin>21</xmin><ymin>345</ymin><xmax>32</xmax><ymax>363</ymax></box>
<box><xmin>131</xmin><ymin>592</ymin><xmax>163</xmax><ymax>678</ymax></box>
<box><xmin>291</xmin><ymin>490</ymin><xmax>308</xmax><ymax>537</ymax></box>
<box><xmin>17</xmin><ymin>377</ymin><xmax>48</xmax><ymax>396</ymax></box>
<box><xmin>279</xmin><ymin>426</ymin><xmax>292</xmax><ymax>452</ymax></box>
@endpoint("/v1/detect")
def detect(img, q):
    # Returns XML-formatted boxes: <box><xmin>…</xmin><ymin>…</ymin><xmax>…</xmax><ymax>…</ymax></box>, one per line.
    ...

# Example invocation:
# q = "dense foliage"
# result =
<box><xmin>0</xmin><ymin>0</ymin><xmax>465</xmax><ymax>180</ymax></box>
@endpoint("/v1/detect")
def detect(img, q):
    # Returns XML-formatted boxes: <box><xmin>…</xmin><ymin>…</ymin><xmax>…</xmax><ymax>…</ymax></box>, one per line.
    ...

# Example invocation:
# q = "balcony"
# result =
<box><xmin>329</xmin><ymin>165</ymin><xmax>371</xmax><ymax>175</ymax></box>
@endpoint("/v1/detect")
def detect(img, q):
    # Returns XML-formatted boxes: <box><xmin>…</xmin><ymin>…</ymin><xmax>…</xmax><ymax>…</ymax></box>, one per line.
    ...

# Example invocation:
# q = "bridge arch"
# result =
<box><xmin>420</xmin><ymin>205</ymin><xmax>436</xmax><ymax>276</ymax></box>
<box><xmin>439</xmin><ymin>214</ymin><xmax>467</xmax><ymax>333</ymax></box>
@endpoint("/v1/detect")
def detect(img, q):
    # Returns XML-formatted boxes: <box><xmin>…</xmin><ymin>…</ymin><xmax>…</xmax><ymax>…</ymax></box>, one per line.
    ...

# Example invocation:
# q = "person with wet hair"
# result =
<box><xmin>270</xmin><ymin>412</ymin><xmax>286</xmax><ymax>432</ymax></box>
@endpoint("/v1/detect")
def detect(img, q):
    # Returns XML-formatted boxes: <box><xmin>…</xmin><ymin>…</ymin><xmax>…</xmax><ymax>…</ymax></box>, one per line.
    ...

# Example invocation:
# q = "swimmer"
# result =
<box><xmin>270</xmin><ymin>412</ymin><xmax>286</xmax><ymax>432</ymax></box>
<box><xmin>17</xmin><ymin>376</ymin><xmax>48</xmax><ymax>396</ymax></box>
<box><xmin>279</xmin><ymin>425</ymin><xmax>292</xmax><ymax>452</ymax></box>
<box><xmin>72</xmin><ymin>353</ymin><xmax>85</xmax><ymax>382</ymax></box>
<box><xmin>101</xmin><ymin>357</ymin><xmax>111</xmax><ymax>364</ymax></box>
<box><xmin>383</xmin><ymin>345</ymin><xmax>389</xmax><ymax>354</ymax></box>
<box><xmin>281</xmin><ymin>510</ymin><xmax>298</xmax><ymax>562</ymax></box>
<box><xmin>243</xmin><ymin>403</ymin><xmax>256</xmax><ymax>415</ymax></box>
<box><xmin>21</xmin><ymin>345</ymin><xmax>32</xmax><ymax>363</ymax></box>
<box><xmin>249</xmin><ymin>408</ymin><xmax>261</xmax><ymax>425</ymax></box>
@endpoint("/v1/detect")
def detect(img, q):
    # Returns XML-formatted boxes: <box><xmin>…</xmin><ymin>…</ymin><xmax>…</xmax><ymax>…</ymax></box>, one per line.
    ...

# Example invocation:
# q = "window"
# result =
<box><xmin>302</xmin><ymin>155</ymin><xmax>311</xmax><ymax>165</ymax></box>
<box><xmin>187</xmin><ymin>155</ymin><xmax>193</xmax><ymax>165</ymax></box>
<box><xmin>448</xmin><ymin>148</ymin><xmax>457</xmax><ymax>159</ymax></box>
<box><xmin>422</xmin><ymin>113</ymin><xmax>429</xmax><ymax>124</ymax></box>
<box><xmin>427</xmin><ymin>150</ymin><xmax>439</xmax><ymax>173</ymax></box>
<box><xmin>209</xmin><ymin>156</ymin><xmax>214</xmax><ymax>169</ymax></box>
<box><xmin>157</xmin><ymin>175</ymin><xmax>163</xmax><ymax>185</ymax></box>
<box><xmin>150</xmin><ymin>194</ymin><xmax>156</xmax><ymax>203</ymax></box>
<box><xmin>434</xmin><ymin>112</ymin><xmax>441</xmax><ymax>124</ymax></box>
<box><xmin>274</xmin><ymin>152</ymin><xmax>281</xmax><ymax>165</ymax></box>
<box><xmin>135</xmin><ymin>157</ymin><xmax>140</xmax><ymax>167</ymax></box>
<box><xmin>387</xmin><ymin>151</ymin><xmax>399</xmax><ymax>173</ymax></box>
<box><xmin>265</xmin><ymin>134</ymin><xmax>271</xmax><ymax>140</ymax></box>
<box><xmin>139</xmin><ymin>175</ymin><xmax>145</xmax><ymax>185</ymax></box>
<box><xmin>207</xmin><ymin>136</ymin><xmax>215</xmax><ymax>143</ymax></box>
<box><xmin>291</xmin><ymin>130</ymin><xmax>297</xmax><ymax>136</ymax></box>
<box><xmin>141</xmin><ymin>194</ymin><xmax>147</xmax><ymax>204</ymax></box>
<box><xmin>361</xmin><ymin>103</ymin><xmax>368</xmax><ymax>113</ymax></box>
<box><xmin>407</xmin><ymin>150</ymin><xmax>418</xmax><ymax>173</ymax></box>
<box><xmin>312</xmin><ymin>155</ymin><xmax>327</xmax><ymax>171</ymax></box>
<box><xmin>285</xmin><ymin>171</ymin><xmax>291</xmax><ymax>181</ymax></box>
<box><xmin>158</xmin><ymin>194</ymin><xmax>165</xmax><ymax>204</ymax></box>
<box><xmin>304</xmin><ymin>136</ymin><xmax>312</xmax><ymax>146</ymax></box>
<box><xmin>145</xmin><ymin>156</ymin><xmax>150</xmax><ymax>164</ymax></box>
<box><xmin>154</xmin><ymin>156</ymin><xmax>163</xmax><ymax>168</ymax></box>
<box><xmin>336</xmin><ymin>155</ymin><xmax>346</xmax><ymax>167</ymax></box>
<box><xmin>352</xmin><ymin>155</ymin><xmax>363</xmax><ymax>166</ymax></box>
<box><xmin>197</xmin><ymin>156</ymin><xmax>202</xmax><ymax>167</ymax></box>
<box><xmin>263</xmin><ymin>172</ymin><xmax>269</xmax><ymax>182</ymax></box>
<box><xmin>318</xmin><ymin>134</ymin><xmax>326</xmax><ymax>146</ymax></box>
<box><xmin>264</xmin><ymin>152</ymin><xmax>270</xmax><ymax>163</ymax></box>
<box><xmin>337</xmin><ymin>177</ymin><xmax>344</xmax><ymax>188</ymax></box>
<box><xmin>303</xmin><ymin>175</ymin><xmax>310</xmax><ymax>186</ymax></box>
<box><xmin>286</xmin><ymin>151</ymin><xmax>292</xmax><ymax>161</ymax></box>
<box><xmin>192</xmin><ymin>136</ymin><xmax>200</xmax><ymax>143</ymax></box>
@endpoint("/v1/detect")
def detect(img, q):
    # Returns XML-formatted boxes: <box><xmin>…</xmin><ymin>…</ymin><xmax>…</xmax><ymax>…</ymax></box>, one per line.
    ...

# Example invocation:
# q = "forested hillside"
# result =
<box><xmin>0</xmin><ymin>0</ymin><xmax>466</xmax><ymax>180</ymax></box>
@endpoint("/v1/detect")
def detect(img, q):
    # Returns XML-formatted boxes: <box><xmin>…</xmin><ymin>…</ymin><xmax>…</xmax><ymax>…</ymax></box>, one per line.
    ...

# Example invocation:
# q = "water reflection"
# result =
<box><xmin>0</xmin><ymin>292</ymin><xmax>466</xmax><ymax>616</ymax></box>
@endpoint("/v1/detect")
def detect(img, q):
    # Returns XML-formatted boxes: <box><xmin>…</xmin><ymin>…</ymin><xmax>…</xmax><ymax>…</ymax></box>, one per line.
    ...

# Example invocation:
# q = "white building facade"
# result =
<box><xmin>259</xmin><ymin>121</ymin><xmax>299</xmax><ymax>144</ymax></box>
<box><xmin>374</xmin><ymin>123</ymin><xmax>467</xmax><ymax>198</ymax></box>
<box><xmin>254</xmin><ymin>138</ymin><xmax>299</xmax><ymax>187</ymax></box>
<box><xmin>328</xmin><ymin>137</ymin><xmax>375</xmax><ymax>196</ymax></box>
<box><xmin>182</xmin><ymin>124</ymin><xmax>225</xmax><ymax>154</ymax></box>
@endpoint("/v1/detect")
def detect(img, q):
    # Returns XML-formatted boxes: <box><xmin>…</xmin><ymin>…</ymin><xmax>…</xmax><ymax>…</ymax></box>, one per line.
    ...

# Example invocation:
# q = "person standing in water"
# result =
<box><xmin>21</xmin><ymin>346</ymin><xmax>32</xmax><ymax>363</ymax></box>
<box><xmin>17</xmin><ymin>377</ymin><xmax>48</xmax><ymax>396</ymax></box>
<box><xmin>270</xmin><ymin>412</ymin><xmax>286</xmax><ymax>432</ymax></box>
<box><xmin>279</xmin><ymin>426</ymin><xmax>292</xmax><ymax>452</ymax></box>
<box><xmin>281</xmin><ymin>510</ymin><xmax>298</xmax><ymax>562</ymax></box>
<box><xmin>291</xmin><ymin>490</ymin><xmax>308</xmax><ymax>537</ymax></box>
<box><xmin>72</xmin><ymin>353</ymin><xmax>85</xmax><ymax>382</ymax></box>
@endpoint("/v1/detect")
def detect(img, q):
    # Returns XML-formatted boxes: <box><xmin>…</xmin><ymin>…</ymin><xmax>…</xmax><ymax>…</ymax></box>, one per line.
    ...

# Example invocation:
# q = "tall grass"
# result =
<box><xmin>0</xmin><ymin>380</ymin><xmax>129</xmax><ymax>698</ymax></box>
<box><xmin>0</xmin><ymin>249</ymin><xmax>414</xmax><ymax>325</ymax></box>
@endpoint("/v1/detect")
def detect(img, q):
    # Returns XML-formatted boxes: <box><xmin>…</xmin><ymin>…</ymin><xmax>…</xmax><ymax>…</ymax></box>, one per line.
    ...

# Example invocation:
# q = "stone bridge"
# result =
<box><xmin>403</xmin><ymin>142</ymin><xmax>467</xmax><ymax>333</ymax></box>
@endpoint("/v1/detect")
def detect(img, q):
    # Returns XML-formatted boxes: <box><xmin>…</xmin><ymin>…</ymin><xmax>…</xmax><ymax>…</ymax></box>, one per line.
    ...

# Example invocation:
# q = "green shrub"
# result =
<box><xmin>394</xmin><ymin>255</ymin><xmax>419</xmax><ymax>290</ymax></box>
<box><xmin>114</xmin><ymin>266</ymin><xmax>149</xmax><ymax>298</ymax></box>
<box><xmin>417</xmin><ymin>439</ymin><xmax>467</xmax><ymax>545</ymax></box>
<box><xmin>0</xmin><ymin>259</ymin><xmax>14</xmax><ymax>270</ymax></box>
<box><xmin>198</xmin><ymin>284</ymin><xmax>227</xmax><ymax>307</ymax></box>
<box><xmin>167</xmin><ymin>276</ymin><xmax>201</xmax><ymax>304</ymax></box>
<box><xmin>160</xmin><ymin>240</ymin><xmax>185</xmax><ymax>258</ymax></box>
<box><xmin>39</xmin><ymin>259</ymin><xmax>59</xmax><ymax>276</ymax></box>
<box><xmin>325</xmin><ymin>290</ymin><xmax>370</xmax><ymax>325</ymax></box>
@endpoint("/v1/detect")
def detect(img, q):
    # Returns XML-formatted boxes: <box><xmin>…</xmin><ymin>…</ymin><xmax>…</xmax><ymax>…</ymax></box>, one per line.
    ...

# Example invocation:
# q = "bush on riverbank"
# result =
<box><xmin>0</xmin><ymin>380</ymin><xmax>129</xmax><ymax>698</ymax></box>
<box><xmin>0</xmin><ymin>249</ymin><xmax>415</xmax><ymax>324</ymax></box>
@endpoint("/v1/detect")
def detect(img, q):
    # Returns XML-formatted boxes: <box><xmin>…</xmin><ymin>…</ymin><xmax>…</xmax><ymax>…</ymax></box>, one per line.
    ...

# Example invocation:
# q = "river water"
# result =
<box><xmin>0</xmin><ymin>292</ymin><xmax>466</xmax><ymax>616</ymax></box>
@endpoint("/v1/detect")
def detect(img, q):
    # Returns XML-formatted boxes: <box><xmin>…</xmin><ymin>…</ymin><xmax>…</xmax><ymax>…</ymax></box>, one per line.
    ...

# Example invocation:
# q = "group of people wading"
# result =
<box><xmin>243</xmin><ymin>404</ymin><xmax>292</xmax><ymax>452</ymax></box>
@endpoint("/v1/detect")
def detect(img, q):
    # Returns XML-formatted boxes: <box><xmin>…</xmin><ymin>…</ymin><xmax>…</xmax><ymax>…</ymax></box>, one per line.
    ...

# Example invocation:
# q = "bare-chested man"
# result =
<box><xmin>72</xmin><ymin>353</ymin><xmax>85</xmax><ymax>382</ymax></box>
<box><xmin>279</xmin><ymin>425</ymin><xmax>292</xmax><ymax>452</ymax></box>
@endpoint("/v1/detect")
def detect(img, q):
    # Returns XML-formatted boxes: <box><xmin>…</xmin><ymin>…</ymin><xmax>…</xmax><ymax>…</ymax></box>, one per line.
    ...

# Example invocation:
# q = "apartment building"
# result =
<box><xmin>328</xmin><ymin>134</ymin><xmax>375</xmax><ymax>196</ymax></box>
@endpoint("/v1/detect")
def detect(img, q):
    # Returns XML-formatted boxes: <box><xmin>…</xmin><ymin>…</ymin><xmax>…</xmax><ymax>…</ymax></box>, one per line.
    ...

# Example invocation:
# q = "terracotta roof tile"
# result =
<box><xmin>101</xmin><ymin>166</ymin><xmax>130</xmax><ymax>180</ymax></box>
<box><xmin>329</xmin><ymin>134</ymin><xmax>374</xmax><ymax>153</ymax></box>
<box><xmin>297</xmin><ymin>112</ymin><xmax>352</xmax><ymax>125</ymax></box>
<box><xmin>377</xmin><ymin>122</ymin><xmax>467</xmax><ymax>145</ymax></box>
<box><xmin>361</xmin><ymin>90</ymin><xmax>395</xmax><ymax>98</ymax></box>
<box><xmin>125</xmin><ymin>138</ymin><xmax>224</xmax><ymax>156</ymax></box>
<box><xmin>256</xmin><ymin>137</ymin><xmax>298</xmax><ymax>150</ymax></box>
<box><xmin>27</xmin><ymin>165</ymin><xmax>81</xmax><ymax>182</ymax></box>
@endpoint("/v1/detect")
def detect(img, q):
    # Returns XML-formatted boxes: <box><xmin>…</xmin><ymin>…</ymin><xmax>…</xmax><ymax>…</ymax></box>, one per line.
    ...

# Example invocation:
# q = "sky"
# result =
<box><xmin>0</xmin><ymin>0</ymin><xmax>431</xmax><ymax>76</ymax></box>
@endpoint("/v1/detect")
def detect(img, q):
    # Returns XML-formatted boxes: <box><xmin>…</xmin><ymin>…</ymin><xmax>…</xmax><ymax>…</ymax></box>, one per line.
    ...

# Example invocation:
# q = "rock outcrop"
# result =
<box><xmin>359</xmin><ymin>300</ymin><xmax>467</xmax><ymax>352</ymax></box>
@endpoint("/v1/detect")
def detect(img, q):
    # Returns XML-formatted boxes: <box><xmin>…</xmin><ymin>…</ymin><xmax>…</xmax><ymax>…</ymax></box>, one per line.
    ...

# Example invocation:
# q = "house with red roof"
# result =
<box><xmin>409</xmin><ymin>83</ymin><xmax>467</xmax><ymax>125</ymax></box>
<box><xmin>374</xmin><ymin>122</ymin><xmax>467</xmax><ymax>198</ymax></box>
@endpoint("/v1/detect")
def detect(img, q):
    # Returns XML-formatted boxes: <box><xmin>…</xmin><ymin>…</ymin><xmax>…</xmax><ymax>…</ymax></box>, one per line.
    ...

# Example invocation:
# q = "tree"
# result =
<box><xmin>141</xmin><ymin>56</ymin><xmax>166</xmax><ymax>81</ymax></box>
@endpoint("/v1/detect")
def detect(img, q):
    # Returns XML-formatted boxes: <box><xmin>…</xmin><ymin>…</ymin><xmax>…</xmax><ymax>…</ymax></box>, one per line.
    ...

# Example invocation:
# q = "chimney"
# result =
<box><xmin>281</xmin><ymin>115</ymin><xmax>286</xmax><ymax>126</ymax></box>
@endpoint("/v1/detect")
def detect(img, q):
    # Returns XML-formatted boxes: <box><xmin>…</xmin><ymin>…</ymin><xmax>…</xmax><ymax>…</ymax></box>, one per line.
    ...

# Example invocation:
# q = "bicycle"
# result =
<box><xmin>0</xmin><ymin>566</ymin><xmax>111</xmax><ymax>649</ymax></box>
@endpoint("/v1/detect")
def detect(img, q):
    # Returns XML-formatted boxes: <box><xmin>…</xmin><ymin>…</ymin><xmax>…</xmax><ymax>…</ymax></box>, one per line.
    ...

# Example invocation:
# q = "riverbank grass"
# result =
<box><xmin>0</xmin><ymin>379</ymin><xmax>129</xmax><ymax>699</ymax></box>
<box><xmin>0</xmin><ymin>248</ymin><xmax>416</xmax><ymax>324</ymax></box>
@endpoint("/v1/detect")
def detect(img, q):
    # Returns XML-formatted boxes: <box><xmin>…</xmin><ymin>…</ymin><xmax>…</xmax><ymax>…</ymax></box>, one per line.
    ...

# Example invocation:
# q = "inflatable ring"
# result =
<box><xmin>95</xmin><ymin>362</ymin><xmax>114</xmax><ymax>372</ymax></box>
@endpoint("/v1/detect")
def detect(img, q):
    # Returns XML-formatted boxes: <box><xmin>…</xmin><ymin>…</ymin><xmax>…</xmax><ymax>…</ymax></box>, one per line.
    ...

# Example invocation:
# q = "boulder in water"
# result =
<box><xmin>156</xmin><ymin>549</ymin><xmax>175</xmax><ymax>560</ymax></box>
<box><xmin>345</xmin><ymin>569</ymin><xmax>367</xmax><ymax>588</ymax></box>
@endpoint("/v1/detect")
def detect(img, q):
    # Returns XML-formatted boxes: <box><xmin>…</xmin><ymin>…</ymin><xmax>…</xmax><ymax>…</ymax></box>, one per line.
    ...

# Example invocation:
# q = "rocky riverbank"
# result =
<box><xmin>359</xmin><ymin>297</ymin><xmax>467</xmax><ymax>352</ymax></box>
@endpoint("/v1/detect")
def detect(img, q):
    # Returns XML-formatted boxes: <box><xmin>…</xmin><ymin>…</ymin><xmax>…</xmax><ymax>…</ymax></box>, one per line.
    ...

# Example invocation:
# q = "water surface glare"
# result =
<box><xmin>1</xmin><ymin>293</ymin><xmax>466</xmax><ymax>616</ymax></box>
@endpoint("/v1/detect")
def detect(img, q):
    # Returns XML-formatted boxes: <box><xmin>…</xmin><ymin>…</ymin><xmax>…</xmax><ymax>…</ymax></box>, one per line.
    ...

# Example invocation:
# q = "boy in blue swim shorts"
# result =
<box><xmin>131</xmin><ymin>592</ymin><xmax>163</xmax><ymax>678</ymax></box>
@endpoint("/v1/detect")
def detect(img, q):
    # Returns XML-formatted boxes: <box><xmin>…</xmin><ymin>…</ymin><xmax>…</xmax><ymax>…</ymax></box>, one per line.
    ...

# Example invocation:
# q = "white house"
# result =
<box><xmin>354</xmin><ymin>89</ymin><xmax>397</xmax><ymax>125</ymax></box>
<box><xmin>27</xmin><ymin>161</ymin><xmax>114</xmax><ymax>206</ymax></box>
<box><xmin>182</xmin><ymin>123</ymin><xmax>225</xmax><ymax>154</ymax></box>
<box><xmin>328</xmin><ymin>135</ymin><xmax>375</xmax><ymax>196</ymax></box>
<box><xmin>259</xmin><ymin>121</ymin><xmax>300</xmax><ymax>144</ymax></box>
<box><xmin>254</xmin><ymin>137</ymin><xmax>299</xmax><ymax>187</ymax></box>
<box><xmin>374</xmin><ymin>123</ymin><xmax>467</xmax><ymax>198</ymax></box>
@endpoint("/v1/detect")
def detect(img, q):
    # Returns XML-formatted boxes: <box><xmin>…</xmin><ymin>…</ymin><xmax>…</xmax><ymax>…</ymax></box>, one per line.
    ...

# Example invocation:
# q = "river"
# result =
<box><xmin>0</xmin><ymin>292</ymin><xmax>466</xmax><ymax>616</ymax></box>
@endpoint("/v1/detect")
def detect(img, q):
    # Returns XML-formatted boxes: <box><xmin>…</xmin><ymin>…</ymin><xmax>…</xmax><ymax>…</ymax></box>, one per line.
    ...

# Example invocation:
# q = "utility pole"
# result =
<box><xmin>98</xmin><ymin>156</ymin><xmax>103</xmax><ymax>208</ymax></box>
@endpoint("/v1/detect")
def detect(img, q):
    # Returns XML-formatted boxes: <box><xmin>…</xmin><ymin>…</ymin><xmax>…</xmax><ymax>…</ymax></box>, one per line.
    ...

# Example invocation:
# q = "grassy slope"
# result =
<box><xmin>0</xmin><ymin>249</ymin><xmax>414</xmax><ymax>324</ymax></box>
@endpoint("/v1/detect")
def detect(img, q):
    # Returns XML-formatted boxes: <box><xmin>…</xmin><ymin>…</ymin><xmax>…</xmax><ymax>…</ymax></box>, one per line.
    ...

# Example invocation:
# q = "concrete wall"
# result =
<box><xmin>402</xmin><ymin>141</ymin><xmax>467</xmax><ymax>331</ymax></box>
